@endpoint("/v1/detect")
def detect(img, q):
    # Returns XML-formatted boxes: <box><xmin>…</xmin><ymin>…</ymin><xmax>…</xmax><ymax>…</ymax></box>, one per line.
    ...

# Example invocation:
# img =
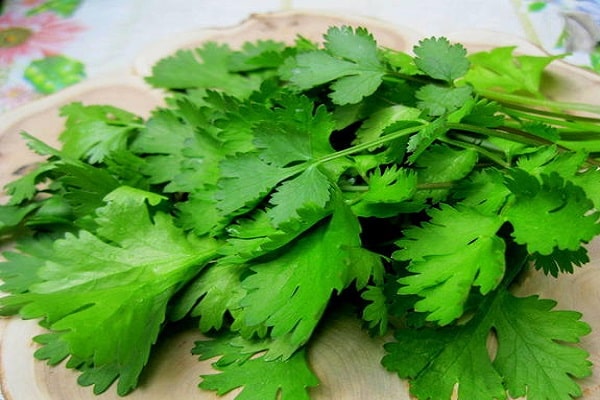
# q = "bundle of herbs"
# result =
<box><xmin>1</xmin><ymin>25</ymin><xmax>600</xmax><ymax>400</ymax></box>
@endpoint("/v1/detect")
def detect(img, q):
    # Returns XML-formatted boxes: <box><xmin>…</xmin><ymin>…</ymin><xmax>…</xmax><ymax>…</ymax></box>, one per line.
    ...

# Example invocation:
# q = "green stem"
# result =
<box><xmin>500</xmin><ymin>102</ymin><xmax>600</xmax><ymax>124</ymax></box>
<box><xmin>439</xmin><ymin>136</ymin><xmax>510</xmax><ymax>168</ymax></box>
<box><xmin>447</xmin><ymin>122</ymin><xmax>552</xmax><ymax>147</ymax></box>
<box><xmin>477</xmin><ymin>88</ymin><xmax>600</xmax><ymax>116</ymax></box>
<box><xmin>313</xmin><ymin>124</ymin><xmax>426</xmax><ymax>166</ymax></box>
<box><xmin>503</xmin><ymin>108</ymin><xmax>600</xmax><ymax>134</ymax></box>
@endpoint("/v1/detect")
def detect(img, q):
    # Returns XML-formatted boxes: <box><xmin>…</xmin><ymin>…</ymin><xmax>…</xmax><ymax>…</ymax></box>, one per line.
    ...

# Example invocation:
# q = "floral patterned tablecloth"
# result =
<box><xmin>0</xmin><ymin>0</ymin><xmax>599</xmax><ymax>116</ymax></box>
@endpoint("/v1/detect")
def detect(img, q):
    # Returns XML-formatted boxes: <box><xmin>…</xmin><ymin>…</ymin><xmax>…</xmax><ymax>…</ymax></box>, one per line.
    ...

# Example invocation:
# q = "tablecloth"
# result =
<box><xmin>1</xmin><ymin>0</ymin><xmax>599</xmax><ymax>116</ymax></box>
<box><xmin>0</xmin><ymin>1</ymin><xmax>599</xmax><ymax>399</ymax></box>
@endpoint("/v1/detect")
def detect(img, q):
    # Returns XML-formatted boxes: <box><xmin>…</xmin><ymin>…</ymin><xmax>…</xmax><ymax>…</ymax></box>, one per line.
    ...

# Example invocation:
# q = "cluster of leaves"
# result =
<box><xmin>1</xmin><ymin>25</ymin><xmax>600</xmax><ymax>399</ymax></box>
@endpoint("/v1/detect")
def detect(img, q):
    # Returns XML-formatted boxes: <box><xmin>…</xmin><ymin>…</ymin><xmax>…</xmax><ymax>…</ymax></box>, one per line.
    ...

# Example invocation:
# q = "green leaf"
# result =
<box><xmin>0</xmin><ymin>203</ymin><xmax>39</xmax><ymax>233</ymax></box>
<box><xmin>228</xmin><ymin>40</ymin><xmax>289</xmax><ymax>72</ymax></box>
<box><xmin>531</xmin><ymin>246</ymin><xmax>589</xmax><ymax>277</ymax></box>
<box><xmin>528</xmin><ymin>1</ymin><xmax>547</xmax><ymax>12</ymax></box>
<box><xmin>461</xmin><ymin>98</ymin><xmax>504</xmax><ymax>127</ymax></box>
<box><xmin>254</xmin><ymin>95</ymin><xmax>336</xmax><ymax>166</ymax></box>
<box><xmin>382</xmin><ymin>48</ymin><xmax>420</xmax><ymax>75</ymax></box>
<box><xmin>283</xmin><ymin>26</ymin><xmax>386</xmax><ymax>104</ymax></box>
<box><xmin>394</xmin><ymin>204</ymin><xmax>505</xmax><ymax>324</ymax></box>
<box><xmin>194</xmin><ymin>337</ymin><xmax>318</xmax><ymax>400</ymax></box>
<box><xmin>504</xmin><ymin>170</ymin><xmax>600</xmax><ymax>255</ymax></box>
<box><xmin>216</xmin><ymin>154</ymin><xmax>299</xmax><ymax>219</ymax></box>
<box><xmin>383</xmin><ymin>290</ymin><xmax>591</xmax><ymax>400</ymax></box>
<box><xmin>51</xmin><ymin>160</ymin><xmax>121</xmax><ymax>221</ymax></box>
<box><xmin>146</xmin><ymin>42</ymin><xmax>262</xmax><ymax>98</ymax></box>
<box><xmin>238</xmin><ymin>200</ymin><xmax>368</xmax><ymax>358</ymax></box>
<box><xmin>520</xmin><ymin>121</ymin><xmax>561</xmax><ymax>142</ymax></box>
<box><xmin>58</xmin><ymin>103</ymin><xmax>142</xmax><ymax>163</ymax></box>
<box><xmin>407</xmin><ymin>117</ymin><xmax>449</xmax><ymax>163</ymax></box>
<box><xmin>454</xmin><ymin>168</ymin><xmax>511</xmax><ymax>215</ymax></box>
<box><xmin>362</xmin><ymin>166</ymin><xmax>417</xmax><ymax>204</ymax></box>
<box><xmin>170</xmin><ymin>261</ymin><xmax>247</xmax><ymax>332</ymax></box>
<box><xmin>267</xmin><ymin>166</ymin><xmax>333</xmax><ymax>227</ymax></box>
<box><xmin>0</xmin><ymin>187</ymin><xmax>218</xmax><ymax>395</ymax></box>
<box><xmin>493</xmin><ymin>294</ymin><xmax>591</xmax><ymax>399</ymax></box>
<box><xmin>0</xmin><ymin>236</ymin><xmax>55</xmax><ymax>297</ymax></box>
<box><xmin>2</xmin><ymin>162</ymin><xmax>56</xmax><ymax>205</ymax></box>
<box><xmin>130</xmin><ymin>108</ymin><xmax>199</xmax><ymax>185</ymax></box>
<box><xmin>361</xmin><ymin>284</ymin><xmax>389</xmax><ymax>336</ymax></box>
<box><xmin>413</xmin><ymin>37</ymin><xmax>470</xmax><ymax>82</ymax></box>
<box><xmin>514</xmin><ymin>147</ymin><xmax>600</xmax><ymax>209</ymax></box>
<box><xmin>176</xmin><ymin>189</ymin><xmax>223</xmax><ymax>236</ymax></box>
<box><xmin>465</xmin><ymin>46</ymin><xmax>562</xmax><ymax>95</ymax></box>
<box><xmin>354</xmin><ymin>104</ymin><xmax>422</xmax><ymax>146</ymax></box>
<box><xmin>416</xmin><ymin>84</ymin><xmax>473</xmax><ymax>116</ymax></box>
<box><xmin>412</xmin><ymin>144</ymin><xmax>479</xmax><ymax>202</ymax></box>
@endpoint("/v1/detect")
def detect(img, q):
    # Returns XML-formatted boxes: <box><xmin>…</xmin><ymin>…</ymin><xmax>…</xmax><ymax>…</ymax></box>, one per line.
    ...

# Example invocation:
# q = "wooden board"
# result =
<box><xmin>1</xmin><ymin>10</ymin><xmax>599</xmax><ymax>400</ymax></box>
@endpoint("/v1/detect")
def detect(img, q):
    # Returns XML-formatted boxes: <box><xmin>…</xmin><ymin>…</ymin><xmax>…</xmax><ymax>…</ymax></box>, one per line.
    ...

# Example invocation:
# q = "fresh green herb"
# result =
<box><xmin>1</xmin><ymin>25</ymin><xmax>600</xmax><ymax>400</ymax></box>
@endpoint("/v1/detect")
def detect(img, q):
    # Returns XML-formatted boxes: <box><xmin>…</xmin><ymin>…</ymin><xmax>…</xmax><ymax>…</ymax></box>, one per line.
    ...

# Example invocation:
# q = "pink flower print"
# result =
<box><xmin>0</xmin><ymin>12</ymin><xmax>83</xmax><ymax>65</ymax></box>
<box><xmin>0</xmin><ymin>83</ymin><xmax>41</xmax><ymax>112</ymax></box>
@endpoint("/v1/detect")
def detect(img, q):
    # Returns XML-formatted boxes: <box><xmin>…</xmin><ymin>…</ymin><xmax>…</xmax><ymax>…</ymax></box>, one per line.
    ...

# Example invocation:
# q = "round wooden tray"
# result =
<box><xmin>1</xmin><ymin>10</ymin><xmax>599</xmax><ymax>400</ymax></box>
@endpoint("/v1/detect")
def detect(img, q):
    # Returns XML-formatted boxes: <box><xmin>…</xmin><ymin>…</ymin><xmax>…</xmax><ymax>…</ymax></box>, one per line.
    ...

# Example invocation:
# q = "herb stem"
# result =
<box><xmin>314</xmin><ymin>124</ymin><xmax>426</xmax><ymax>166</ymax></box>
<box><xmin>476</xmin><ymin>88</ymin><xmax>600</xmax><ymax>116</ymax></box>
<box><xmin>439</xmin><ymin>135</ymin><xmax>510</xmax><ymax>168</ymax></box>
<box><xmin>447</xmin><ymin>122</ymin><xmax>552</xmax><ymax>147</ymax></box>
<box><xmin>502</xmin><ymin>109</ymin><xmax>600</xmax><ymax>134</ymax></box>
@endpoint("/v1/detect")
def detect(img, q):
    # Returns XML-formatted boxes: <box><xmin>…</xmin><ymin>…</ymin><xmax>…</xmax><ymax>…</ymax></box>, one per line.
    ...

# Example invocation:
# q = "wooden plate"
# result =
<box><xmin>1</xmin><ymin>10</ymin><xmax>599</xmax><ymax>400</ymax></box>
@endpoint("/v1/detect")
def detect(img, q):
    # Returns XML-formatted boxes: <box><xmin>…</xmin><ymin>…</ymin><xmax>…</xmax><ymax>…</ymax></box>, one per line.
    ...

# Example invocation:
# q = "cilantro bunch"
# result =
<box><xmin>1</xmin><ymin>25</ymin><xmax>600</xmax><ymax>400</ymax></box>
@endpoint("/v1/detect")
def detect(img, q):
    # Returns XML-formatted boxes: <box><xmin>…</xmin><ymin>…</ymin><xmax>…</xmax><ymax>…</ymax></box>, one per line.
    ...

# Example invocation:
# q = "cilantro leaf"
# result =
<box><xmin>412</xmin><ymin>144</ymin><xmax>479</xmax><ymax>203</ymax></box>
<box><xmin>461</xmin><ymin>98</ymin><xmax>504</xmax><ymax>127</ymax></box>
<box><xmin>504</xmin><ymin>170</ymin><xmax>600</xmax><ymax>255</ymax></box>
<box><xmin>146</xmin><ymin>42</ymin><xmax>262</xmax><ymax>98</ymax></box>
<box><xmin>0</xmin><ymin>236</ymin><xmax>54</xmax><ymax>297</ymax></box>
<box><xmin>515</xmin><ymin>147</ymin><xmax>600</xmax><ymax>209</ymax></box>
<box><xmin>362</xmin><ymin>166</ymin><xmax>417</xmax><ymax>204</ymax></box>
<box><xmin>130</xmin><ymin>107</ymin><xmax>202</xmax><ymax>188</ymax></box>
<box><xmin>394</xmin><ymin>204</ymin><xmax>505</xmax><ymax>324</ymax></box>
<box><xmin>0</xmin><ymin>203</ymin><xmax>39</xmax><ymax>234</ymax></box>
<box><xmin>383</xmin><ymin>290</ymin><xmax>591</xmax><ymax>400</ymax></box>
<box><xmin>407</xmin><ymin>117</ymin><xmax>448</xmax><ymax>163</ymax></box>
<box><xmin>465</xmin><ymin>46</ymin><xmax>562</xmax><ymax>95</ymax></box>
<box><xmin>416</xmin><ymin>84</ymin><xmax>473</xmax><ymax>116</ymax></box>
<box><xmin>238</xmin><ymin>200</ymin><xmax>371</xmax><ymax>358</ymax></box>
<box><xmin>228</xmin><ymin>40</ymin><xmax>289</xmax><ymax>72</ymax></box>
<box><xmin>354</xmin><ymin>104</ymin><xmax>422</xmax><ymax>146</ymax></box>
<box><xmin>454</xmin><ymin>168</ymin><xmax>511</xmax><ymax>215</ymax></box>
<box><xmin>282</xmin><ymin>26</ymin><xmax>386</xmax><ymax>104</ymax></box>
<box><xmin>520</xmin><ymin>121</ymin><xmax>561</xmax><ymax>142</ymax></box>
<box><xmin>413</xmin><ymin>37</ymin><xmax>470</xmax><ymax>82</ymax></box>
<box><xmin>170</xmin><ymin>261</ymin><xmax>247</xmax><ymax>332</ymax></box>
<box><xmin>253</xmin><ymin>96</ymin><xmax>336</xmax><ymax>166</ymax></box>
<box><xmin>2</xmin><ymin>162</ymin><xmax>56</xmax><ymax>205</ymax></box>
<box><xmin>267</xmin><ymin>166</ymin><xmax>333</xmax><ymax>227</ymax></box>
<box><xmin>494</xmin><ymin>294</ymin><xmax>592</xmax><ymax>399</ymax></box>
<box><xmin>194</xmin><ymin>338</ymin><xmax>318</xmax><ymax>400</ymax></box>
<box><xmin>0</xmin><ymin>187</ymin><xmax>218</xmax><ymax>395</ymax></box>
<box><xmin>351</xmin><ymin>166</ymin><xmax>418</xmax><ymax>218</ymax></box>
<box><xmin>58</xmin><ymin>103</ymin><xmax>142</xmax><ymax>164</ymax></box>
<box><xmin>360</xmin><ymin>284</ymin><xmax>389</xmax><ymax>336</ymax></box>
<box><xmin>215</xmin><ymin>154</ymin><xmax>299</xmax><ymax>219</ymax></box>
<box><xmin>530</xmin><ymin>246</ymin><xmax>590</xmax><ymax>277</ymax></box>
